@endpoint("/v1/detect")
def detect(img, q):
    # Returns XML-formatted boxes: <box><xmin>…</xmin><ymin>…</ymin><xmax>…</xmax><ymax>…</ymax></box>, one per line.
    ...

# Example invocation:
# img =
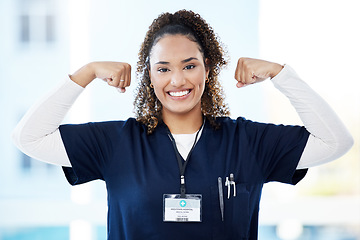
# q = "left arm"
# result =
<box><xmin>234</xmin><ymin>58</ymin><xmax>354</xmax><ymax>169</ymax></box>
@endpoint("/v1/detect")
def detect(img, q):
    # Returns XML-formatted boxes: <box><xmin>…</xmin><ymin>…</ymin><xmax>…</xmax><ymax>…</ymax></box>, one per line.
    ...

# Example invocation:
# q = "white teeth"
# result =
<box><xmin>169</xmin><ymin>90</ymin><xmax>190</xmax><ymax>97</ymax></box>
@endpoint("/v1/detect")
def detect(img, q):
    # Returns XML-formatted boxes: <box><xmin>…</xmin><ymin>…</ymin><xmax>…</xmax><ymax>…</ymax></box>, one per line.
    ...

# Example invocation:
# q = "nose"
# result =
<box><xmin>170</xmin><ymin>70</ymin><xmax>186</xmax><ymax>87</ymax></box>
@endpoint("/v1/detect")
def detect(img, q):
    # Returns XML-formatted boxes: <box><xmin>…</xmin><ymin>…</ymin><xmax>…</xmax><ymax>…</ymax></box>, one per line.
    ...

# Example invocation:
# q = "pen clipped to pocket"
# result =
<box><xmin>225</xmin><ymin>173</ymin><xmax>236</xmax><ymax>199</ymax></box>
<box><xmin>217</xmin><ymin>177</ymin><xmax>224</xmax><ymax>221</ymax></box>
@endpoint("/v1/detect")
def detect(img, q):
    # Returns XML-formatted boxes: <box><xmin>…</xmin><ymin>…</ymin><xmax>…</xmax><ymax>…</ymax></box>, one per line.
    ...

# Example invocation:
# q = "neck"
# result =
<box><xmin>162</xmin><ymin>110</ymin><xmax>203</xmax><ymax>134</ymax></box>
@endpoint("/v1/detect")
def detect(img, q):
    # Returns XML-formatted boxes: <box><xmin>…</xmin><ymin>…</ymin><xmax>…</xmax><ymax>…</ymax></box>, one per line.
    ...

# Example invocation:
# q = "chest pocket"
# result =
<box><xmin>211</xmin><ymin>183</ymin><xmax>250</xmax><ymax>239</ymax></box>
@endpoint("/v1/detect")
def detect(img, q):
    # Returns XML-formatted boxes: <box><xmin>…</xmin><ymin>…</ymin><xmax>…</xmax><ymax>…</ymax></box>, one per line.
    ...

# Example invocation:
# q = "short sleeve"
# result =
<box><xmin>59</xmin><ymin>121</ymin><xmax>122</xmax><ymax>185</ymax></box>
<box><xmin>241</xmin><ymin>119</ymin><xmax>310</xmax><ymax>185</ymax></box>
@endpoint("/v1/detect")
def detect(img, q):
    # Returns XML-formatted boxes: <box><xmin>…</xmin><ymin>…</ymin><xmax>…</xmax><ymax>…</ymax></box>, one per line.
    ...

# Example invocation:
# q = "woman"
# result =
<box><xmin>13</xmin><ymin>10</ymin><xmax>353</xmax><ymax>240</ymax></box>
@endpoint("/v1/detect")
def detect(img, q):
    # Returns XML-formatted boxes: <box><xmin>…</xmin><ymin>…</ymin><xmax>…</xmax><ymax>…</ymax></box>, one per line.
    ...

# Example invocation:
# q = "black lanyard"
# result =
<box><xmin>167</xmin><ymin>122</ymin><xmax>205</xmax><ymax>198</ymax></box>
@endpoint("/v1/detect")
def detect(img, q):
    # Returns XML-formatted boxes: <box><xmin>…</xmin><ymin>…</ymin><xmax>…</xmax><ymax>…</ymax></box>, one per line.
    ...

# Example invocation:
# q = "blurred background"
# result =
<box><xmin>0</xmin><ymin>0</ymin><xmax>359</xmax><ymax>239</ymax></box>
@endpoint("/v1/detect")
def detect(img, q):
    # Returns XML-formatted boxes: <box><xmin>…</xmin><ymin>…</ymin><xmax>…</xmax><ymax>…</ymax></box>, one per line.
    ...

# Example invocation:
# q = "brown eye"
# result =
<box><xmin>158</xmin><ymin>68</ymin><xmax>170</xmax><ymax>73</ymax></box>
<box><xmin>184</xmin><ymin>64</ymin><xmax>195</xmax><ymax>70</ymax></box>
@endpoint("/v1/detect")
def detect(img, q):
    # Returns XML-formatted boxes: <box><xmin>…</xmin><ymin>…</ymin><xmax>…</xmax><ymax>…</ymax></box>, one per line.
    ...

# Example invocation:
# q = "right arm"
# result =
<box><xmin>12</xmin><ymin>62</ymin><xmax>132</xmax><ymax>167</ymax></box>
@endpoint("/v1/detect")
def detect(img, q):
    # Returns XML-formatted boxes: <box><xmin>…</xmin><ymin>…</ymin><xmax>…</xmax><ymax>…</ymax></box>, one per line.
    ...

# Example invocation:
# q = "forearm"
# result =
<box><xmin>271</xmin><ymin>65</ymin><xmax>353</xmax><ymax>169</ymax></box>
<box><xmin>69</xmin><ymin>63</ymin><xmax>96</xmax><ymax>87</ymax></box>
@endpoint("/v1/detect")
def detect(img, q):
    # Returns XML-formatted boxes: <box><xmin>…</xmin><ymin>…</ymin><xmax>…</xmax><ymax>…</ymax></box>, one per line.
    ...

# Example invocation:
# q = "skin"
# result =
<box><xmin>70</xmin><ymin>61</ymin><xmax>132</xmax><ymax>90</ymax></box>
<box><xmin>234</xmin><ymin>57</ymin><xmax>283</xmax><ymax>88</ymax></box>
<box><xmin>69</xmin><ymin>34</ymin><xmax>283</xmax><ymax>134</ymax></box>
<box><xmin>148</xmin><ymin>35</ymin><xmax>209</xmax><ymax>134</ymax></box>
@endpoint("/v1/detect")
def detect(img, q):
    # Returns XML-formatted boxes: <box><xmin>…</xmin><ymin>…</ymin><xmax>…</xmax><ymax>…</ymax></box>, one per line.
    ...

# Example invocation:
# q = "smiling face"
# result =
<box><xmin>149</xmin><ymin>34</ymin><xmax>209</xmax><ymax>121</ymax></box>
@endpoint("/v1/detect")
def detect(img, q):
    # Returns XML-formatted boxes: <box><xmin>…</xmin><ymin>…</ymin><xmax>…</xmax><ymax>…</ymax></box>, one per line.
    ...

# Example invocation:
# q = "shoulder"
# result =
<box><xmin>207</xmin><ymin>117</ymin><xmax>258</xmax><ymax>139</ymax></box>
<box><xmin>91</xmin><ymin>118</ymin><xmax>146</xmax><ymax>133</ymax></box>
<box><xmin>60</xmin><ymin>118</ymin><xmax>147</xmax><ymax>136</ymax></box>
<box><xmin>214</xmin><ymin>116</ymin><xmax>262</xmax><ymax>129</ymax></box>
<box><xmin>213</xmin><ymin>116</ymin><xmax>306</xmax><ymax>137</ymax></box>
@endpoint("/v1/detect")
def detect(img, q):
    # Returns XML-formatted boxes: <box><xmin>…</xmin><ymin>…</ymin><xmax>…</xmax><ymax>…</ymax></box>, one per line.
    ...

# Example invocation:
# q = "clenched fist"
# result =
<box><xmin>70</xmin><ymin>61</ymin><xmax>132</xmax><ymax>93</ymax></box>
<box><xmin>234</xmin><ymin>58</ymin><xmax>283</xmax><ymax>88</ymax></box>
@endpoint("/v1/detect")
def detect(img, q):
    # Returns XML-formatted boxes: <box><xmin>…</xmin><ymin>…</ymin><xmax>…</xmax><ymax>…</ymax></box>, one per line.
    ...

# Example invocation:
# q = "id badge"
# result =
<box><xmin>163</xmin><ymin>194</ymin><xmax>202</xmax><ymax>222</ymax></box>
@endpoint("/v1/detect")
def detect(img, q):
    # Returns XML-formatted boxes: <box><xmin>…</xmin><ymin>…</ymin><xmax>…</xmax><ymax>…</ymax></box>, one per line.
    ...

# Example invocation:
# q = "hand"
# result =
<box><xmin>92</xmin><ymin>62</ymin><xmax>131</xmax><ymax>93</ymax></box>
<box><xmin>234</xmin><ymin>58</ymin><xmax>283</xmax><ymax>88</ymax></box>
<box><xmin>70</xmin><ymin>61</ymin><xmax>132</xmax><ymax>93</ymax></box>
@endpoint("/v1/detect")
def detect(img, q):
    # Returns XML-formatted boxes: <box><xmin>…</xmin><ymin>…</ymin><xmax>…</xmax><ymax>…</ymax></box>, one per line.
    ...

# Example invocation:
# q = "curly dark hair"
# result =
<box><xmin>134</xmin><ymin>9</ymin><xmax>230</xmax><ymax>134</ymax></box>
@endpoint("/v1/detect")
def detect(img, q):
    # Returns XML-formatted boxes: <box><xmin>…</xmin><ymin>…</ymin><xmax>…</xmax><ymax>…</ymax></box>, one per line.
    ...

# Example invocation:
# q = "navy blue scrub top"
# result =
<box><xmin>60</xmin><ymin>117</ymin><xmax>309</xmax><ymax>240</ymax></box>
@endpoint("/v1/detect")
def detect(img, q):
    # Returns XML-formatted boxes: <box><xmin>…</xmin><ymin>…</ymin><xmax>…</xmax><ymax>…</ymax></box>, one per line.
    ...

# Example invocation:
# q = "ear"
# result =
<box><xmin>205</xmin><ymin>58</ymin><xmax>211</xmax><ymax>77</ymax></box>
<box><xmin>147</xmin><ymin>68</ymin><xmax>154</xmax><ymax>88</ymax></box>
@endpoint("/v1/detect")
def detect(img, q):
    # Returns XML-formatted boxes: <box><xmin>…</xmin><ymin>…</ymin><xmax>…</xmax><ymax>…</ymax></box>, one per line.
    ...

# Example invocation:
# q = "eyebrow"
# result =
<box><xmin>155</xmin><ymin>57</ymin><xmax>199</xmax><ymax>65</ymax></box>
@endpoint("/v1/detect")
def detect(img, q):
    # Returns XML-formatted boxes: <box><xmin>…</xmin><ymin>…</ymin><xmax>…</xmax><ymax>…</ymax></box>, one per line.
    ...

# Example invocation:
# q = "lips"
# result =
<box><xmin>168</xmin><ymin>89</ymin><xmax>191</xmax><ymax>97</ymax></box>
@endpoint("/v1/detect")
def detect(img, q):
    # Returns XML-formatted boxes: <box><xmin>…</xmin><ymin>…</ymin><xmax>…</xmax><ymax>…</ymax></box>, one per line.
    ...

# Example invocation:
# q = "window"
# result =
<box><xmin>19</xmin><ymin>151</ymin><xmax>55</xmax><ymax>174</ymax></box>
<box><xmin>19</xmin><ymin>0</ymin><xmax>56</xmax><ymax>45</ymax></box>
